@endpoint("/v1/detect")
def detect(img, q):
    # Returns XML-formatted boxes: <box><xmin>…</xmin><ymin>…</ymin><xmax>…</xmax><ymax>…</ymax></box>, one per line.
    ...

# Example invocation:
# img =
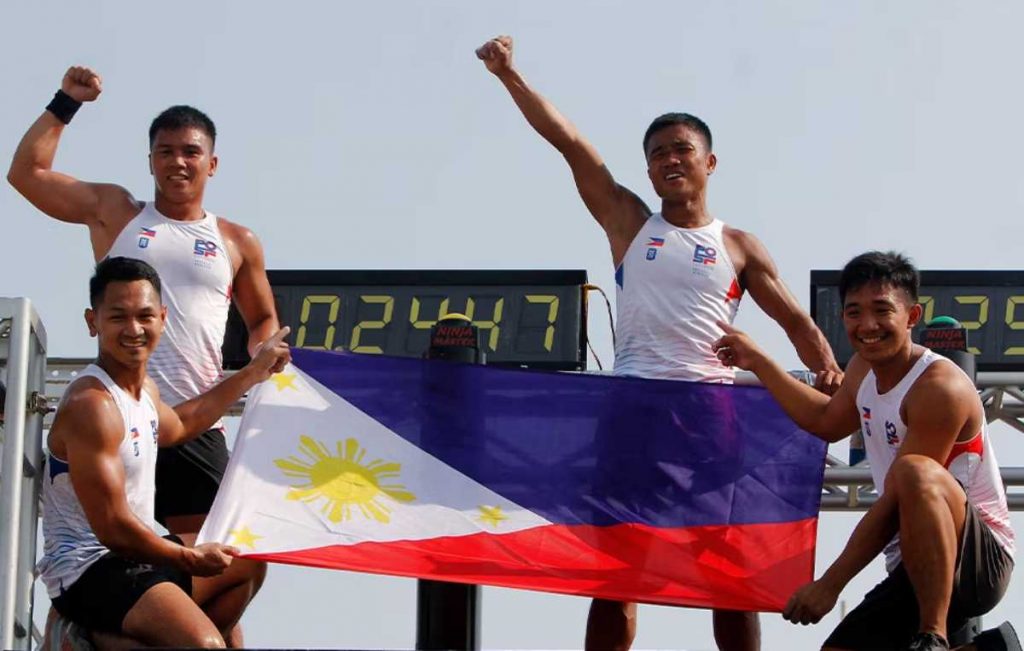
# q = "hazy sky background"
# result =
<box><xmin>3</xmin><ymin>1</ymin><xmax>1024</xmax><ymax>649</ymax></box>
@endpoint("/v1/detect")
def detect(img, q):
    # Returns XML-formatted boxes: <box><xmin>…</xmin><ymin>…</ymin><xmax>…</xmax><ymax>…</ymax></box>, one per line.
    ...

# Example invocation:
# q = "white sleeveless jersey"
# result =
<box><xmin>106</xmin><ymin>203</ymin><xmax>234</xmax><ymax>410</ymax></box>
<box><xmin>614</xmin><ymin>215</ymin><xmax>743</xmax><ymax>382</ymax></box>
<box><xmin>37</xmin><ymin>365</ymin><xmax>161</xmax><ymax>597</ymax></box>
<box><xmin>856</xmin><ymin>349</ymin><xmax>1014</xmax><ymax>572</ymax></box>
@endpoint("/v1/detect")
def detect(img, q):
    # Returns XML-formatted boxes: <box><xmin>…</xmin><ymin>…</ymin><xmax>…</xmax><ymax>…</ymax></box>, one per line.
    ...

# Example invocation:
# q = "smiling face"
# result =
<box><xmin>85</xmin><ymin>279</ymin><xmax>166</xmax><ymax>369</ymax></box>
<box><xmin>645</xmin><ymin>124</ymin><xmax>716</xmax><ymax>201</ymax></box>
<box><xmin>842</xmin><ymin>281</ymin><xmax>922</xmax><ymax>364</ymax></box>
<box><xmin>149</xmin><ymin>126</ymin><xmax>217</xmax><ymax>204</ymax></box>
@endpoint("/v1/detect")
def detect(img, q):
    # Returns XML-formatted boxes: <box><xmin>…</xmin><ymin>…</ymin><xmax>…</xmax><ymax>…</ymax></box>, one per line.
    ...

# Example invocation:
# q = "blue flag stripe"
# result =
<box><xmin>293</xmin><ymin>349</ymin><xmax>826</xmax><ymax>528</ymax></box>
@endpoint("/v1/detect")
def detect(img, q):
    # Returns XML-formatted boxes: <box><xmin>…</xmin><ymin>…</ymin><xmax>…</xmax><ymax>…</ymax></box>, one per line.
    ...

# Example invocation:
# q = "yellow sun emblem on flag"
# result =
<box><xmin>274</xmin><ymin>435</ymin><xmax>415</xmax><ymax>524</ymax></box>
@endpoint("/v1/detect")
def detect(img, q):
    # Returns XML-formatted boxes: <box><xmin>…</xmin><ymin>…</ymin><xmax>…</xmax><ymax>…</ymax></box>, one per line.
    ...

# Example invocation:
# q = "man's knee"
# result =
<box><xmin>232</xmin><ymin>557</ymin><xmax>267</xmax><ymax>592</ymax></box>
<box><xmin>889</xmin><ymin>454</ymin><xmax>955</xmax><ymax>499</ymax></box>
<box><xmin>185</xmin><ymin>631</ymin><xmax>226</xmax><ymax>649</ymax></box>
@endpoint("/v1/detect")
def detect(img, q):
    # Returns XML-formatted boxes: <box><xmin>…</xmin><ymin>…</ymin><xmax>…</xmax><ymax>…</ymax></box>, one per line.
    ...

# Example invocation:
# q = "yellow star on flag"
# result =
<box><xmin>229</xmin><ymin>526</ymin><xmax>263</xmax><ymax>550</ymax></box>
<box><xmin>270</xmin><ymin>372</ymin><xmax>298</xmax><ymax>391</ymax></box>
<box><xmin>476</xmin><ymin>505</ymin><xmax>508</xmax><ymax>528</ymax></box>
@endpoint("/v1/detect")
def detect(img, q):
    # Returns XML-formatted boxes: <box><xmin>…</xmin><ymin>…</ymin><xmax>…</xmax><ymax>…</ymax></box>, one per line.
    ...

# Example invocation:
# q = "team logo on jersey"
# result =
<box><xmin>645</xmin><ymin>237</ymin><xmax>665</xmax><ymax>261</ymax></box>
<box><xmin>693</xmin><ymin>245</ymin><xmax>717</xmax><ymax>265</ymax></box>
<box><xmin>885</xmin><ymin>420</ymin><xmax>899</xmax><ymax>446</ymax></box>
<box><xmin>861</xmin><ymin>407</ymin><xmax>872</xmax><ymax>437</ymax></box>
<box><xmin>194</xmin><ymin>239</ymin><xmax>218</xmax><ymax>258</ymax></box>
<box><xmin>138</xmin><ymin>227</ymin><xmax>157</xmax><ymax>249</ymax></box>
<box><xmin>130</xmin><ymin>426</ymin><xmax>141</xmax><ymax>457</ymax></box>
<box><xmin>151</xmin><ymin>419</ymin><xmax>159</xmax><ymax>446</ymax></box>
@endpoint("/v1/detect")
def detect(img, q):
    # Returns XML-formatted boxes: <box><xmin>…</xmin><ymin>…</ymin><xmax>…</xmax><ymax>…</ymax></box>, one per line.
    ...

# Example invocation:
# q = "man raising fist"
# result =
<box><xmin>8</xmin><ymin>65</ymin><xmax>287</xmax><ymax>646</ymax></box>
<box><xmin>477</xmin><ymin>35</ymin><xmax>843</xmax><ymax>651</ymax></box>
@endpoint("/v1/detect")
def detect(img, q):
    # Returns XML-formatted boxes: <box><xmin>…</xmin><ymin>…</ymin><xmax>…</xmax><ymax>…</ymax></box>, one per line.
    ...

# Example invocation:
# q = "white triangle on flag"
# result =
<box><xmin>199</xmin><ymin>364</ymin><xmax>551</xmax><ymax>555</ymax></box>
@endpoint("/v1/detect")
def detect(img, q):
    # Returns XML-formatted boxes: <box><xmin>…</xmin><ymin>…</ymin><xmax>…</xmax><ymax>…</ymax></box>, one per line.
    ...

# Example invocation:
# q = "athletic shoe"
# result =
<box><xmin>974</xmin><ymin>622</ymin><xmax>1023</xmax><ymax>651</ymax></box>
<box><xmin>906</xmin><ymin>632</ymin><xmax>950</xmax><ymax>650</ymax></box>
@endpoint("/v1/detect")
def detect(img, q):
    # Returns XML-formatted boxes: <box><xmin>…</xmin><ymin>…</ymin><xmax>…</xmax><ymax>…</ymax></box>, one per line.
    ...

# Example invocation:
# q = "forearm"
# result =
<box><xmin>171</xmin><ymin>366</ymin><xmax>259</xmax><ymax>439</ymax></box>
<box><xmin>247</xmin><ymin>315</ymin><xmax>281</xmax><ymax>357</ymax></box>
<box><xmin>750</xmin><ymin>354</ymin><xmax>834</xmax><ymax>436</ymax></box>
<box><xmin>818</xmin><ymin>489</ymin><xmax>899</xmax><ymax>590</ymax></box>
<box><xmin>786</xmin><ymin>316</ymin><xmax>841</xmax><ymax>374</ymax></box>
<box><xmin>96</xmin><ymin>513</ymin><xmax>192</xmax><ymax>571</ymax></box>
<box><xmin>8</xmin><ymin>113</ymin><xmax>65</xmax><ymax>185</ymax></box>
<box><xmin>496</xmin><ymin>68</ymin><xmax>580</xmax><ymax>153</ymax></box>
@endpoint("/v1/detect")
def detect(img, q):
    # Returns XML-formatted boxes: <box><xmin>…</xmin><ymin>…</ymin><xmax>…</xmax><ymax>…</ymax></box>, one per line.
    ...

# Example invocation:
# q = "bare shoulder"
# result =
<box><xmin>94</xmin><ymin>184</ymin><xmax>143</xmax><ymax>229</ymax></box>
<box><xmin>217</xmin><ymin>216</ymin><xmax>264</xmax><ymax>255</ymax></box>
<box><xmin>722</xmin><ymin>225</ymin><xmax>767</xmax><ymax>256</ymax></box>
<box><xmin>910</xmin><ymin>358</ymin><xmax>977</xmax><ymax>406</ymax></box>
<box><xmin>50</xmin><ymin>377</ymin><xmax>123</xmax><ymax>452</ymax></box>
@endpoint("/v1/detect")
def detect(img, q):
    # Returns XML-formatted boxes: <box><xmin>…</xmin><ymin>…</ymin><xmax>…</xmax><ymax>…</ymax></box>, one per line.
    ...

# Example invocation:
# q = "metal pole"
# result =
<box><xmin>416</xmin><ymin>314</ymin><xmax>482</xmax><ymax>651</ymax></box>
<box><xmin>13</xmin><ymin>346</ymin><xmax>46</xmax><ymax>648</ymax></box>
<box><xmin>0</xmin><ymin>299</ymin><xmax>33</xmax><ymax>650</ymax></box>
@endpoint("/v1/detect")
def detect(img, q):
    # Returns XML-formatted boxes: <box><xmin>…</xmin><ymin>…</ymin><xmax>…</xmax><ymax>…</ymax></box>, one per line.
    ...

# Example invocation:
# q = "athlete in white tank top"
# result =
<box><xmin>614</xmin><ymin>215</ymin><xmax>743</xmax><ymax>382</ymax></box>
<box><xmin>857</xmin><ymin>349</ymin><xmax>1014</xmax><ymax>571</ymax></box>
<box><xmin>37</xmin><ymin>365</ymin><xmax>160</xmax><ymax>597</ymax></box>
<box><xmin>106</xmin><ymin>202</ymin><xmax>233</xmax><ymax>410</ymax></box>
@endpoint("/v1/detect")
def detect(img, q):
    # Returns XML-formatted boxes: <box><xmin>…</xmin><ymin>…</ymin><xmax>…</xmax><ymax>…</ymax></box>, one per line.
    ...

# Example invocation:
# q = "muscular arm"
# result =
<box><xmin>784</xmin><ymin>485</ymin><xmax>899</xmax><ymax>624</ymax></box>
<box><xmin>714</xmin><ymin>324</ymin><xmax>864</xmax><ymax>440</ymax></box>
<box><xmin>59</xmin><ymin>384</ymin><xmax>197</xmax><ymax>570</ymax></box>
<box><xmin>477</xmin><ymin>36</ymin><xmax>649</xmax><ymax>261</ymax></box>
<box><xmin>156</xmin><ymin>326</ymin><xmax>291</xmax><ymax>447</ymax></box>
<box><xmin>735</xmin><ymin>230</ymin><xmax>841</xmax><ymax>374</ymax></box>
<box><xmin>897</xmin><ymin>362</ymin><xmax>976</xmax><ymax>462</ymax></box>
<box><xmin>6</xmin><ymin>67</ymin><xmax>139</xmax><ymax>252</ymax></box>
<box><xmin>220</xmin><ymin>219</ymin><xmax>283</xmax><ymax>357</ymax></box>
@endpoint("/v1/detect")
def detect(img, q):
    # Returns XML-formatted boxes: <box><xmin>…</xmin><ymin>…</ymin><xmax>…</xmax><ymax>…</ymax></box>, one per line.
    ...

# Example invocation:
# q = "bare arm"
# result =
<box><xmin>735</xmin><ymin>230</ymin><xmax>841</xmax><ymax>376</ymax></box>
<box><xmin>58</xmin><ymin>383</ymin><xmax>234</xmax><ymax>575</ymax></box>
<box><xmin>6</xmin><ymin>66</ymin><xmax>139</xmax><ymax>237</ymax></box>
<box><xmin>713</xmin><ymin>322</ymin><xmax>864</xmax><ymax>440</ymax></box>
<box><xmin>156</xmin><ymin>326</ymin><xmax>291</xmax><ymax>447</ymax></box>
<box><xmin>897</xmin><ymin>362</ymin><xmax>976</xmax><ymax>462</ymax></box>
<box><xmin>784</xmin><ymin>486</ymin><xmax>899</xmax><ymax>624</ymax></box>
<box><xmin>220</xmin><ymin>219</ymin><xmax>287</xmax><ymax>359</ymax></box>
<box><xmin>476</xmin><ymin>36</ymin><xmax>649</xmax><ymax>259</ymax></box>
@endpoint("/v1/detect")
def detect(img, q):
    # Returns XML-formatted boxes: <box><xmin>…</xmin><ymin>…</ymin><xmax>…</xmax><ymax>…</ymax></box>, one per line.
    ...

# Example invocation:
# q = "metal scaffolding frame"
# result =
<box><xmin>0</xmin><ymin>299</ymin><xmax>48</xmax><ymax>651</ymax></box>
<box><xmin>4</xmin><ymin>328</ymin><xmax>1024</xmax><ymax>649</ymax></box>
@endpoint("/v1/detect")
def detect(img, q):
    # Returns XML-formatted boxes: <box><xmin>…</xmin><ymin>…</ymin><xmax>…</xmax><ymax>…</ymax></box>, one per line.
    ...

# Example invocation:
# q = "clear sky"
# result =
<box><xmin>3</xmin><ymin>1</ymin><xmax>1024</xmax><ymax>648</ymax></box>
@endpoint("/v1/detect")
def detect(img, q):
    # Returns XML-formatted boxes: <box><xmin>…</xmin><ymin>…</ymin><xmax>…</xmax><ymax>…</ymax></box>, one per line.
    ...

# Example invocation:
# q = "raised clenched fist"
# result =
<box><xmin>61</xmin><ymin>66</ymin><xmax>102</xmax><ymax>103</ymax></box>
<box><xmin>475</xmin><ymin>35</ymin><xmax>514</xmax><ymax>76</ymax></box>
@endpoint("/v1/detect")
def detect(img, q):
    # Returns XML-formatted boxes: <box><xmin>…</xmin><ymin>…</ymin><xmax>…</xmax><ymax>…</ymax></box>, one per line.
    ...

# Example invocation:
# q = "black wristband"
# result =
<box><xmin>45</xmin><ymin>90</ymin><xmax>82</xmax><ymax>125</ymax></box>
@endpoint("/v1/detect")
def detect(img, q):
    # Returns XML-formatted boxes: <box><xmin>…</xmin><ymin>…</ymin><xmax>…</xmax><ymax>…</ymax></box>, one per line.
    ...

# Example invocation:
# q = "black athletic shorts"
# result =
<box><xmin>155</xmin><ymin>428</ymin><xmax>229</xmax><ymax>524</ymax></box>
<box><xmin>50</xmin><ymin>534</ymin><xmax>192</xmax><ymax>634</ymax></box>
<box><xmin>824</xmin><ymin>498</ymin><xmax>1013</xmax><ymax>650</ymax></box>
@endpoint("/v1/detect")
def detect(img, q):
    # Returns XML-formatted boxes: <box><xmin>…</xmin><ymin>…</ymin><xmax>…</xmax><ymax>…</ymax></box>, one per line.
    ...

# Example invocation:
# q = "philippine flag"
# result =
<box><xmin>199</xmin><ymin>349</ymin><xmax>826</xmax><ymax>612</ymax></box>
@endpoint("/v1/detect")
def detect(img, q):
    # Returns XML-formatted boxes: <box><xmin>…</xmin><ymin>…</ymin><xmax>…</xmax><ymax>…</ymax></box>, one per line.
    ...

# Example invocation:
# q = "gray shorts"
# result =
<box><xmin>824</xmin><ymin>499</ymin><xmax>1013</xmax><ymax>650</ymax></box>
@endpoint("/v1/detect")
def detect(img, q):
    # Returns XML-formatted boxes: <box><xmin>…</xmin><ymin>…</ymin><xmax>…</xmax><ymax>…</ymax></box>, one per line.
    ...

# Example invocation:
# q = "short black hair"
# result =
<box><xmin>838</xmin><ymin>251</ymin><xmax>919</xmax><ymax>305</ymax></box>
<box><xmin>90</xmin><ymin>257</ymin><xmax>163</xmax><ymax>308</ymax></box>
<box><xmin>643</xmin><ymin>113</ymin><xmax>713</xmax><ymax>154</ymax></box>
<box><xmin>149</xmin><ymin>105</ymin><xmax>217</xmax><ymax>149</ymax></box>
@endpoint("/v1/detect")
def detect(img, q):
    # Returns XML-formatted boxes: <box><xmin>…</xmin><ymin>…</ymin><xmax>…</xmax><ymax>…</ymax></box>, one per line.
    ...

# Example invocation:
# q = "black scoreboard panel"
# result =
<box><xmin>811</xmin><ymin>271</ymin><xmax>1024</xmax><ymax>372</ymax></box>
<box><xmin>222</xmin><ymin>270</ymin><xmax>588</xmax><ymax>371</ymax></box>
